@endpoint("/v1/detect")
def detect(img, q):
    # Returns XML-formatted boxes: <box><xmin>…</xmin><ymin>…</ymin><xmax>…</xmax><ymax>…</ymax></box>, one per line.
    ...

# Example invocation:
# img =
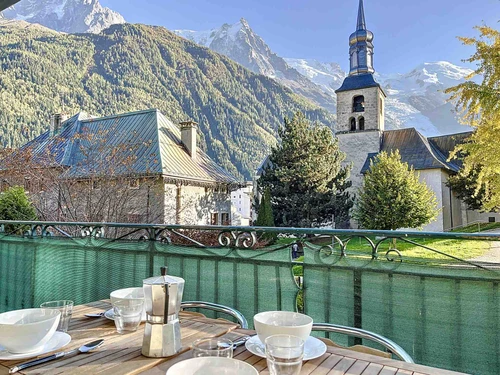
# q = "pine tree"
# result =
<box><xmin>353</xmin><ymin>150</ymin><xmax>438</xmax><ymax>230</ymax></box>
<box><xmin>255</xmin><ymin>187</ymin><xmax>277</xmax><ymax>242</ymax></box>
<box><xmin>258</xmin><ymin>112</ymin><xmax>353</xmax><ymax>228</ymax></box>
<box><xmin>255</xmin><ymin>188</ymin><xmax>275</xmax><ymax>227</ymax></box>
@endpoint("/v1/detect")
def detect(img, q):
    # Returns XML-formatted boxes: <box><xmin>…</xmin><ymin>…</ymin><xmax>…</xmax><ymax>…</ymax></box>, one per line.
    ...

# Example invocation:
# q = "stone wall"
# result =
<box><xmin>337</xmin><ymin>130</ymin><xmax>382</xmax><ymax>193</ymax></box>
<box><xmin>336</xmin><ymin>86</ymin><xmax>385</xmax><ymax>133</ymax></box>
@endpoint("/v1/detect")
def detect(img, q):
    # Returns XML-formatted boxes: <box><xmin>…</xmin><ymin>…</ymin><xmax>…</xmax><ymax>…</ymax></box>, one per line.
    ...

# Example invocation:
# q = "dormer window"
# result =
<box><xmin>359</xmin><ymin>117</ymin><xmax>365</xmax><ymax>131</ymax></box>
<box><xmin>353</xmin><ymin>95</ymin><xmax>365</xmax><ymax>112</ymax></box>
<box><xmin>350</xmin><ymin>118</ymin><xmax>356</xmax><ymax>131</ymax></box>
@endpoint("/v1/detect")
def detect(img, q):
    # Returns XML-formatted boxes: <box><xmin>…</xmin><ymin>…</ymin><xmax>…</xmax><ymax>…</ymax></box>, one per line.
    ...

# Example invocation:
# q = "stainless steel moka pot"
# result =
<box><xmin>142</xmin><ymin>266</ymin><xmax>185</xmax><ymax>357</ymax></box>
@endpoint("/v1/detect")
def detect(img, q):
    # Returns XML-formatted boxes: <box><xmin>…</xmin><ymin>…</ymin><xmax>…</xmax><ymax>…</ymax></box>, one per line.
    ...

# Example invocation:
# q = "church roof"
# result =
<box><xmin>15</xmin><ymin>109</ymin><xmax>240</xmax><ymax>185</ymax></box>
<box><xmin>335</xmin><ymin>73</ymin><xmax>384</xmax><ymax>94</ymax></box>
<box><xmin>360</xmin><ymin>128</ymin><xmax>471</xmax><ymax>174</ymax></box>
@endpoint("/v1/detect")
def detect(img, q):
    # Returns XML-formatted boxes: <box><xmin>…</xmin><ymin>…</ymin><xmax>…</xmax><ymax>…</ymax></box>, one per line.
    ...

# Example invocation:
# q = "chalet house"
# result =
<box><xmin>3</xmin><ymin>109</ymin><xmax>240</xmax><ymax>225</ymax></box>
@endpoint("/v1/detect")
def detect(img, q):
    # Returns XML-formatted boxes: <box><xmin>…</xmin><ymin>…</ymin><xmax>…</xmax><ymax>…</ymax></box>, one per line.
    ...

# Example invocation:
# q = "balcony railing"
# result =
<box><xmin>0</xmin><ymin>220</ymin><xmax>499</xmax><ymax>374</ymax></box>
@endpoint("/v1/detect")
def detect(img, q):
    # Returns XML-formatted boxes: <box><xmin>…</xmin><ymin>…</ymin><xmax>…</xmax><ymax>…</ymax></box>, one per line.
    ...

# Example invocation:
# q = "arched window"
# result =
<box><xmin>353</xmin><ymin>95</ymin><xmax>365</xmax><ymax>112</ymax></box>
<box><xmin>359</xmin><ymin>117</ymin><xmax>365</xmax><ymax>131</ymax></box>
<box><xmin>350</xmin><ymin>118</ymin><xmax>356</xmax><ymax>131</ymax></box>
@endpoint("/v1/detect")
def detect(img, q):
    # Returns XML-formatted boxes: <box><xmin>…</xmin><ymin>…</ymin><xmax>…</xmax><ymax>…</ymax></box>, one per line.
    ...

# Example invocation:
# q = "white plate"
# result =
<box><xmin>0</xmin><ymin>332</ymin><xmax>71</xmax><ymax>360</ymax></box>
<box><xmin>104</xmin><ymin>309</ymin><xmax>146</xmax><ymax>322</ymax></box>
<box><xmin>245</xmin><ymin>334</ymin><xmax>326</xmax><ymax>361</ymax></box>
<box><xmin>167</xmin><ymin>357</ymin><xmax>258</xmax><ymax>375</ymax></box>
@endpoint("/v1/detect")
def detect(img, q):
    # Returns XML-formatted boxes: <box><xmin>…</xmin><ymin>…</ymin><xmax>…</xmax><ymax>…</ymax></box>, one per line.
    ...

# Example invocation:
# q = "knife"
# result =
<box><xmin>9</xmin><ymin>339</ymin><xmax>104</xmax><ymax>374</ymax></box>
<box><xmin>232</xmin><ymin>336</ymin><xmax>251</xmax><ymax>348</ymax></box>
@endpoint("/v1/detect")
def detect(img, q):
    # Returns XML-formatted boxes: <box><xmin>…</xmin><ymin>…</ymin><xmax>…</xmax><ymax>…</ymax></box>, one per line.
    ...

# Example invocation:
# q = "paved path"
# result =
<box><xmin>469</xmin><ymin>228</ymin><xmax>500</xmax><ymax>264</ymax></box>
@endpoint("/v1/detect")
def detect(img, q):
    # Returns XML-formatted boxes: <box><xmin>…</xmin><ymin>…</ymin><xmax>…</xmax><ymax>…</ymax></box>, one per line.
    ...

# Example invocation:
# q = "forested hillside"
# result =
<box><xmin>0</xmin><ymin>21</ymin><xmax>333</xmax><ymax>178</ymax></box>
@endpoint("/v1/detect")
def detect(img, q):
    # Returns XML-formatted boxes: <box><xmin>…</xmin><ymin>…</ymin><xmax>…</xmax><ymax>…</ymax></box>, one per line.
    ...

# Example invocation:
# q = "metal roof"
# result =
<box><xmin>361</xmin><ymin>128</ymin><xmax>467</xmax><ymax>174</ymax></box>
<box><xmin>18</xmin><ymin>109</ymin><xmax>240</xmax><ymax>185</ymax></box>
<box><xmin>335</xmin><ymin>74</ymin><xmax>384</xmax><ymax>94</ymax></box>
<box><xmin>427</xmin><ymin>132</ymin><xmax>472</xmax><ymax>160</ymax></box>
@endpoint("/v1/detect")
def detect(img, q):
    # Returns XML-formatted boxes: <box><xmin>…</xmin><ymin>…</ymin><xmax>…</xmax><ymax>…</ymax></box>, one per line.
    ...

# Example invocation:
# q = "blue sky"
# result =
<box><xmin>101</xmin><ymin>0</ymin><xmax>500</xmax><ymax>74</ymax></box>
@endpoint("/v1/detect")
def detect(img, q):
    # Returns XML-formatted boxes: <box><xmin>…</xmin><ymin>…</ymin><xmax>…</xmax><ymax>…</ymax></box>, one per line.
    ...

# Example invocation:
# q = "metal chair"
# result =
<box><xmin>312</xmin><ymin>323</ymin><xmax>414</xmax><ymax>363</ymax></box>
<box><xmin>180</xmin><ymin>301</ymin><xmax>249</xmax><ymax>329</ymax></box>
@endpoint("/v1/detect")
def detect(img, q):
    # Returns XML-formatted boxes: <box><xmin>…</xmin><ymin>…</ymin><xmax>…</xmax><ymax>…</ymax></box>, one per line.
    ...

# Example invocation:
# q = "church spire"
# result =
<box><xmin>348</xmin><ymin>0</ymin><xmax>374</xmax><ymax>76</ymax></box>
<box><xmin>357</xmin><ymin>0</ymin><xmax>366</xmax><ymax>30</ymax></box>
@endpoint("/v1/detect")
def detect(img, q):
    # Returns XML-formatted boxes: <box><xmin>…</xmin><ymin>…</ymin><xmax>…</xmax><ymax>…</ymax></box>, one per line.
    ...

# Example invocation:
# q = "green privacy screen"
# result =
<box><xmin>0</xmin><ymin>235</ymin><xmax>297</xmax><ymax>326</ymax></box>
<box><xmin>303</xmin><ymin>248</ymin><xmax>500</xmax><ymax>375</ymax></box>
<box><xmin>1</xmin><ymin>232</ymin><xmax>500</xmax><ymax>375</ymax></box>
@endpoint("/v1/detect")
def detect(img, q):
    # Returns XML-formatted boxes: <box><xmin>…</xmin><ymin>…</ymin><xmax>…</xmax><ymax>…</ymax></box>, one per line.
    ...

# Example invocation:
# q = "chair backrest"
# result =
<box><xmin>312</xmin><ymin>323</ymin><xmax>414</xmax><ymax>363</ymax></box>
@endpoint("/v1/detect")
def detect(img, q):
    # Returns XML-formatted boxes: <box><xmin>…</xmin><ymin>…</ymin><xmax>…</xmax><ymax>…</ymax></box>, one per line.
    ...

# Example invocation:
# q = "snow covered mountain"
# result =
<box><xmin>176</xmin><ymin>20</ymin><xmax>472</xmax><ymax>136</ymax></box>
<box><xmin>282</xmin><ymin>59</ymin><xmax>473</xmax><ymax>136</ymax></box>
<box><xmin>2</xmin><ymin>0</ymin><xmax>125</xmax><ymax>34</ymax></box>
<box><xmin>1</xmin><ymin>1</ymin><xmax>472</xmax><ymax>136</ymax></box>
<box><xmin>174</xmin><ymin>19</ymin><xmax>337</xmax><ymax>112</ymax></box>
<box><xmin>284</xmin><ymin>58</ymin><xmax>346</xmax><ymax>96</ymax></box>
<box><xmin>377</xmin><ymin>62</ymin><xmax>474</xmax><ymax>135</ymax></box>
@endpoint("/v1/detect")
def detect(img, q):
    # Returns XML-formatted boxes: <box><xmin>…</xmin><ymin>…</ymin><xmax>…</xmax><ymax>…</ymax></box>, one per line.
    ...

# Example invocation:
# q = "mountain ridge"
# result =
<box><xmin>2</xmin><ymin>0</ymin><xmax>125</xmax><ymax>34</ymax></box>
<box><xmin>176</xmin><ymin>20</ymin><xmax>473</xmax><ymax>136</ymax></box>
<box><xmin>174</xmin><ymin>18</ymin><xmax>337</xmax><ymax>113</ymax></box>
<box><xmin>0</xmin><ymin>20</ymin><xmax>333</xmax><ymax>179</ymax></box>
<box><xmin>2</xmin><ymin>0</ymin><xmax>473</xmax><ymax>136</ymax></box>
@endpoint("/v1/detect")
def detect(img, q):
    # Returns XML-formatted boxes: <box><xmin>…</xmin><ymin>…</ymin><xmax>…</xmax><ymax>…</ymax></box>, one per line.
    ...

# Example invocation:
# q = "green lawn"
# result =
<box><xmin>342</xmin><ymin>236</ymin><xmax>491</xmax><ymax>260</ymax></box>
<box><xmin>291</xmin><ymin>237</ymin><xmax>492</xmax><ymax>278</ymax></box>
<box><xmin>286</xmin><ymin>235</ymin><xmax>492</xmax><ymax>261</ymax></box>
<box><xmin>451</xmin><ymin>222</ymin><xmax>500</xmax><ymax>233</ymax></box>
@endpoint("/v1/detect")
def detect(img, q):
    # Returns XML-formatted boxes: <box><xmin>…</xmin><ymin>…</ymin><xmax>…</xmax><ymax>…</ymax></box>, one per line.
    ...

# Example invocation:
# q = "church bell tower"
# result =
<box><xmin>335</xmin><ymin>0</ymin><xmax>386</xmax><ymax>190</ymax></box>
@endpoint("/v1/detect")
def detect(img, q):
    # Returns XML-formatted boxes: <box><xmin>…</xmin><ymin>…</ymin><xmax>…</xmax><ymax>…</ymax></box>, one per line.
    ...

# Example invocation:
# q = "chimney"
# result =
<box><xmin>179</xmin><ymin>121</ymin><xmax>198</xmax><ymax>159</ymax></box>
<box><xmin>49</xmin><ymin>113</ymin><xmax>68</xmax><ymax>136</ymax></box>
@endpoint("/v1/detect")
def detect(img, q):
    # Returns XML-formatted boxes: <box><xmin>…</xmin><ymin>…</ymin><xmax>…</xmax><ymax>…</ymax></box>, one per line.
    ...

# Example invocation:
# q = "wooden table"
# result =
<box><xmin>0</xmin><ymin>301</ymin><xmax>469</xmax><ymax>375</ymax></box>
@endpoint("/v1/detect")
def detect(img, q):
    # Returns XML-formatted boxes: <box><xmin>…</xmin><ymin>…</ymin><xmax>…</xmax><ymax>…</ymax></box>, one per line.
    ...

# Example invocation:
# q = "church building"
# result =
<box><xmin>336</xmin><ymin>0</ymin><xmax>499</xmax><ymax>231</ymax></box>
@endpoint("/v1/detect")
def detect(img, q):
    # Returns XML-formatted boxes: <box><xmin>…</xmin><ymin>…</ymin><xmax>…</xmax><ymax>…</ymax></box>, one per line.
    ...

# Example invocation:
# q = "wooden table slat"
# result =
<box><xmin>379</xmin><ymin>366</ymin><xmax>401</xmax><ymax>375</ymax></box>
<box><xmin>361</xmin><ymin>362</ymin><xmax>384</xmax><ymax>375</ymax></box>
<box><xmin>328</xmin><ymin>357</ymin><xmax>357</xmax><ymax>375</ymax></box>
<box><xmin>0</xmin><ymin>300</ymin><xmax>470</xmax><ymax>375</ymax></box>
<box><xmin>304</xmin><ymin>354</ymin><xmax>338</xmax><ymax>375</ymax></box>
<box><xmin>345</xmin><ymin>360</ymin><xmax>370</xmax><ymax>375</ymax></box>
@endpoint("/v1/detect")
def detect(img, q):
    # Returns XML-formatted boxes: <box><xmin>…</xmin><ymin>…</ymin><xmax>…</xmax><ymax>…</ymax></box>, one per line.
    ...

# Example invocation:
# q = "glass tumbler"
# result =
<box><xmin>192</xmin><ymin>337</ymin><xmax>233</xmax><ymax>358</ymax></box>
<box><xmin>40</xmin><ymin>300</ymin><xmax>74</xmax><ymax>333</ymax></box>
<box><xmin>112</xmin><ymin>299</ymin><xmax>144</xmax><ymax>334</ymax></box>
<box><xmin>265</xmin><ymin>334</ymin><xmax>304</xmax><ymax>375</ymax></box>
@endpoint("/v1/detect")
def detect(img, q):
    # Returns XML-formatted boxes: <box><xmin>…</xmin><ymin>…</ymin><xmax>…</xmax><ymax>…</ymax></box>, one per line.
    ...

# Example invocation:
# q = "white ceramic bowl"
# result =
<box><xmin>0</xmin><ymin>308</ymin><xmax>60</xmax><ymax>353</ymax></box>
<box><xmin>166</xmin><ymin>357</ymin><xmax>258</xmax><ymax>375</ymax></box>
<box><xmin>110</xmin><ymin>287</ymin><xmax>146</xmax><ymax>320</ymax></box>
<box><xmin>253</xmin><ymin>311</ymin><xmax>313</xmax><ymax>343</ymax></box>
